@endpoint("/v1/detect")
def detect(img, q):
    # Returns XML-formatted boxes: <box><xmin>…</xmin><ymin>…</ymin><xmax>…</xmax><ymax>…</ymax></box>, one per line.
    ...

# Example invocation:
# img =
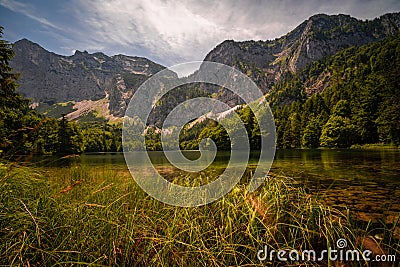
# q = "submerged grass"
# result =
<box><xmin>0</xmin><ymin>161</ymin><xmax>399</xmax><ymax>266</ymax></box>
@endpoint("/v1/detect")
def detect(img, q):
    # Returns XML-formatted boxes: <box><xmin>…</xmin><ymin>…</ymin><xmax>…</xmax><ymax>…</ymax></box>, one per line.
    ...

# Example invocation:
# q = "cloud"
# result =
<box><xmin>71</xmin><ymin>0</ymin><xmax>226</xmax><ymax>65</ymax></box>
<box><xmin>0</xmin><ymin>0</ymin><xmax>63</xmax><ymax>31</ymax></box>
<box><xmin>69</xmin><ymin>0</ymin><xmax>399</xmax><ymax>65</ymax></box>
<box><xmin>68</xmin><ymin>0</ymin><xmax>302</xmax><ymax>65</ymax></box>
<box><xmin>2</xmin><ymin>0</ymin><xmax>399</xmax><ymax>65</ymax></box>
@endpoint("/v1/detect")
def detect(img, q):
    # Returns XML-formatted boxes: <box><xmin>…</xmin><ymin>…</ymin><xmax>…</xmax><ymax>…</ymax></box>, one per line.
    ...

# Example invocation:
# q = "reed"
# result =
<box><xmin>0</xmin><ymin>161</ymin><xmax>398</xmax><ymax>266</ymax></box>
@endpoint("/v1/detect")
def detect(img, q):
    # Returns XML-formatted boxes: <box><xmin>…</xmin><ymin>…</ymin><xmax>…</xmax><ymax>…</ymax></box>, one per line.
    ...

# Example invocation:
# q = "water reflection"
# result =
<box><xmin>272</xmin><ymin>149</ymin><xmax>400</xmax><ymax>224</ymax></box>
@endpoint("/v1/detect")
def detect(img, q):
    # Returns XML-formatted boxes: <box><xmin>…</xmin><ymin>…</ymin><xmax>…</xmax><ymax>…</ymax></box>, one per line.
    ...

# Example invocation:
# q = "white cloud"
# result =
<box><xmin>72</xmin><ymin>0</ymin><xmax>400</xmax><ymax>65</ymax></box>
<box><xmin>71</xmin><ymin>0</ymin><xmax>228</xmax><ymax>65</ymax></box>
<box><xmin>69</xmin><ymin>0</ymin><xmax>302</xmax><ymax>65</ymax></box>
<box><xmin>2</xmin><ymin>0</ymin><xmax>399</xmax><ymax>65</ymax></box>
<box><xmin>0</xmin><ymin>0</ymin><xmax>63</xmax><ymax>31</ymax></box>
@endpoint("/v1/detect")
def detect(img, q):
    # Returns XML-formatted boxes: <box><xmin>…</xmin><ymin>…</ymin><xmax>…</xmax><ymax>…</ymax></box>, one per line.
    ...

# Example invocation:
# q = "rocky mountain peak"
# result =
<box><xmin>10</xmin><ymin>40</ymin><xmax>165</xmax><ymax>118</ymax></box>
<box><xmin>9</xmin><ymin>12</ymin><xmax>400</xmax><ymax>122</ymax></box>
<box><xmin>204</xmin><ymin>12</ymin><xmax>400</xmax><ymax>95</ymax></box>
<box><xmin>74</xmin><ymin>49</ymin><xmax>89</xmax><ymax>55</ymax></box>
<box><xmin>14</xmin><ymin>38</ymin><xmax>41</xmax><ymax>48</ymax></box>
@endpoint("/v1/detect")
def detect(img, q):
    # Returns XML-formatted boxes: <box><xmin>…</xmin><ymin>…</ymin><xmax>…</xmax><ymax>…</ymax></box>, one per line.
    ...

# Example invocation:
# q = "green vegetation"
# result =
<box><xmin>158</xmin><ymin>32</ymin><xmax>400</xmax><ymax>151</ymax></box>
<box><xmin>1</xmin><ymin>23</ymin><xmax>400</xmax><ymax>266</ymax></box>
<box><xmin>270</xmin><ymin>33</ymin><xmax>400</xmax><ymax>148</ymax></box>
<box><xmin>3</xmin><ymin>27</ymin><xmax>400</xmax><ymax>154</ymax></box>
<box><xmin>1</xmin><ymin>162</ymin><xmax>398</xmax><ymax>265</ymax></box>
<box><xmin>0</xmin><ymin>27</ymin><xmax>83</xmax><ymax>156</ymax></box>
<box><xmin>35</xmin><ymin>102</ymin><xmax>76</xmax><ymax>118</ymax></box>
<box><xmin>350</xmin><ymin>143</ymin><xmax>399</xmax><ymax>150</ymax></box>
<box><xmin>177</xmin><ymin>106</ymin><xmax>262</xmax><ymax>151</ymax></box>
<box><xmin>0</xmin><ymin>26</ymin><xmax>32</xmax><ymax>154</ymax></box>
<box><xmin>81</xmin><ymin>122</ymin><xmax>122</xmax><ymax>152</ymax></box>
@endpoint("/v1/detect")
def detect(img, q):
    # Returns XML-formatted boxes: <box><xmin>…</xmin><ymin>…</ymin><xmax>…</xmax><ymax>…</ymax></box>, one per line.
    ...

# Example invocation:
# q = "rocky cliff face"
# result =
<box><xmin>11</xmin><ymin>39</ymin><xmax>165</xmax><ymax>117</ymax></box>
<box><xmin>204</xmin><ymin>12</ymin><xmax>400</xmax><ymax>96</ymax></box>
<box><xmin>10</xmin><ymin>12</ymin><xmax>400</xmax><ymax>122</ymax></box>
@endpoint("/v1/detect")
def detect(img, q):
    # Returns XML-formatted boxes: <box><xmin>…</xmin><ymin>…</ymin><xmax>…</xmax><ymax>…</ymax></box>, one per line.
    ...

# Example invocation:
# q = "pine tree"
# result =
<box><xmin>0</xmin><ymin>26</ymin><xmax>31</xmax><ymax>154</ymax></box>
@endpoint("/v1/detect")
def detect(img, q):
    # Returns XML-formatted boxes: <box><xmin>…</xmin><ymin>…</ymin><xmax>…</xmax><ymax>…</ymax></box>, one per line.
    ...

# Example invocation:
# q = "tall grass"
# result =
<box><xmin>0</xmin><ymin>161</ymin><xmax>398</xmax><ymax>266</ymax></box>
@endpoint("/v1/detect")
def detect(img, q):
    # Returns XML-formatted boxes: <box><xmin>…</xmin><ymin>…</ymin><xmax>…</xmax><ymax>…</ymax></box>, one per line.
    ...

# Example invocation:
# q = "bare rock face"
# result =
<box><xmin>10</xmin><ymin>39</ymin><xmax>165</xmax><ymax>116</ymax></box>
<box><xmin>10</xmin><ymin>12</ymin><xmax>400</xmax><ymax>122</ymax></box>
<box><xmin>204</xmin><ymin>12</ymin><xmax>400</xmax><ymax>98</ymax></box>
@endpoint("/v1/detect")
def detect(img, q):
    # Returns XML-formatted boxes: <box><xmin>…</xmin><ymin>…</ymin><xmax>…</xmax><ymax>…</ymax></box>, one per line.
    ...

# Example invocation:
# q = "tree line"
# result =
<box><xmin>1</xmin><ymin>27</ymin><xmax>399</xmax><ymax>156</ymax></box>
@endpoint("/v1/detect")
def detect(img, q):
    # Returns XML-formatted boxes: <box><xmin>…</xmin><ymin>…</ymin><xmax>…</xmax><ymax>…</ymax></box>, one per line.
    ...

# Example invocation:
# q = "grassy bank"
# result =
<box><xmin>0</xmin><ymin>161</ymin><xmax>399</xmax><ymax>266</ymax></box>
<box><xmin>350</xmin><ymin>144</ymin><xmax>399</xmax><ymax>150</ymax></box>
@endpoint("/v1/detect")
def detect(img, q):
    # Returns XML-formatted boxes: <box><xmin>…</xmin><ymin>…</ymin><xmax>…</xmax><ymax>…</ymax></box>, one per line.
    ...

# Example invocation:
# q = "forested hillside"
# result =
<box><xmin>176</xmin><ymin>32</ymin><xmax>400</xmax><ymax>150</ymax></box>
<box><xmin>271</xmin><ymin>32</ymin><xmax>400</xmax><ymax>148</ymax></box>
<box><xmin>2</xmin><ymin>14</ymin><xmax>400</xmax><ymax>156</ymax></box>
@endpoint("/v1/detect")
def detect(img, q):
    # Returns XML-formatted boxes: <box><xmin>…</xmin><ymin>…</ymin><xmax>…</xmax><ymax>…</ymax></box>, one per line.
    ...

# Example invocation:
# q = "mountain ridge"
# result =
<box><xmin>9</xmin><ymin>12</ymin><xmax>400</xmax><ymax>122</ymax></box>
<box><xmin>204</xmin><ymin>12</ymin><xmax>400</xmax><ymax>96</ymax></box>
<box><xmin>11</xmin><ymin>38</ymin><xmax>167</xmax><ymax>119</ymax></box>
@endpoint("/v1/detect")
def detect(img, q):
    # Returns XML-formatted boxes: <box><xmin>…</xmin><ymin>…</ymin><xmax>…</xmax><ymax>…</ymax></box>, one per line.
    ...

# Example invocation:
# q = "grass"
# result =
<box><xmin>350</xmin><ymin>143</ymin><xmax>399</xmax><ymax>150</ymax></box>
<box><xmin>0</xmin><ymin>160</ymin><xmax>399</xmax><ymax>266</ymax></box>
<box><xmin>35</xmin><ymin>102</ymin><xmax>76</xmax><ymax>119</ymax></box>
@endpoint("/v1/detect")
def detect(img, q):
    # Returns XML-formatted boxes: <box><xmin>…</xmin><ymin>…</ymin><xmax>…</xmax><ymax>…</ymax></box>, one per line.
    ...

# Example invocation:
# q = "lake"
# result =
<box><xmin>31</xmin><ymin>149</ymin><xmax>400</xmax><ymax>226</ymax></box>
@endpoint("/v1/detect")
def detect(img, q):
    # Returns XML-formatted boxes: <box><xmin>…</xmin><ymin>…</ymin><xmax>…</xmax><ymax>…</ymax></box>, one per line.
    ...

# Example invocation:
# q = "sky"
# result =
<box><xmin>0</xmin><ymin>0</ymin><xmax>399</xmax><ymax>66</ymax></box>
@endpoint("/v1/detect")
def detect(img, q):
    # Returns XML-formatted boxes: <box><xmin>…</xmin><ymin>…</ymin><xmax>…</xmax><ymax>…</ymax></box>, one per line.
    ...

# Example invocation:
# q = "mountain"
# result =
<box><xmin>10</xmin><ymin>39</ymin><xmax>166</xmax><ymax>119</ymax></box>
<box><xmin>272</xmin><ymin>32</ymin><xmax>400</xmax><ymax>148</ymax></box>
<box><xmin>204</xmin><ymin>12</ymin><xmax>400</xmax><ymax>100</ymax></box>
<box><xmin>180</xmin><ymin>32</ymin><xmax>400</xmax><ymax>150</ymax></box>
<box><xmin>9</xmin><ymin>12</ymin><xmax>400</xmax><ymax>122</ymax></box>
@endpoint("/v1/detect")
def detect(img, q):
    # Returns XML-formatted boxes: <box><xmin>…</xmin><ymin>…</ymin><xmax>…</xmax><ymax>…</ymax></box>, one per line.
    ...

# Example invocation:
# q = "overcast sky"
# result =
<box><xmin>0</xmin><ymin>0</ymin><xmax>399</xmax><ymax>66</ymax></box>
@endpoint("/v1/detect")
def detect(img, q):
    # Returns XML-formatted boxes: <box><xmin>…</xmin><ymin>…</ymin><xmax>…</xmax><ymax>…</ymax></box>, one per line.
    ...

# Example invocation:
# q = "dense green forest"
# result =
<box><xmin>1</xmin><ymin>27</ymin><xmax>400</xmax><ymax>156</ymax></box>
<box><xmin>271</xmin><ymin>32</ymin><xmax>400</xmax><ymax>148</ymax></box>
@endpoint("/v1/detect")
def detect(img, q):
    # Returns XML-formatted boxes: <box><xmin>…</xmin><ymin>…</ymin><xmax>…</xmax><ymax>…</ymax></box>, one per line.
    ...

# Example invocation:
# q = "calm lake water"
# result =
<box><xmin>32</xmin><ymin>149</ymin><xmax>400</xmax><ymax>225</ymax></box>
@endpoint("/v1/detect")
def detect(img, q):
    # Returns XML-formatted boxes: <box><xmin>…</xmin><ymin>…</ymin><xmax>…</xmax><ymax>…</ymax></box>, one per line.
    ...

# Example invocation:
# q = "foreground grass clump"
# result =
<box><xmin>0</xmin><ymin>162</ymin><xmax>398</xmax><ymax>266</ymax></box>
